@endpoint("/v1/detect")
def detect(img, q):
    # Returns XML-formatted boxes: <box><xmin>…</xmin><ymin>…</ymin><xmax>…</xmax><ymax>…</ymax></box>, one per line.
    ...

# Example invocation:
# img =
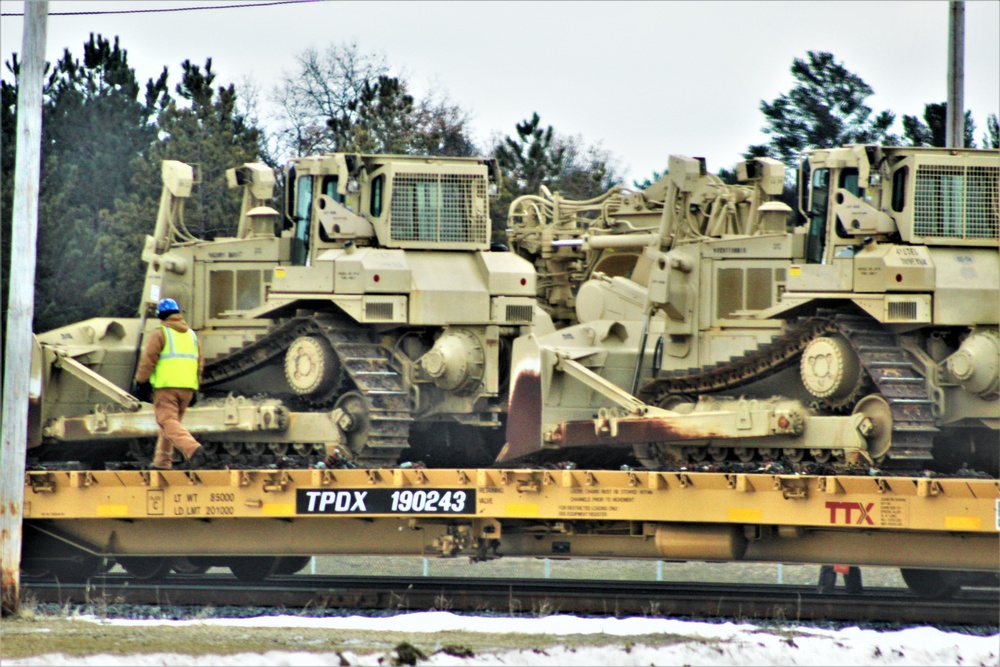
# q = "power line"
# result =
<box><xmin>1</xmin><ymin>0</ymin><xmax>320</xmax><ymax>17</ymax></box>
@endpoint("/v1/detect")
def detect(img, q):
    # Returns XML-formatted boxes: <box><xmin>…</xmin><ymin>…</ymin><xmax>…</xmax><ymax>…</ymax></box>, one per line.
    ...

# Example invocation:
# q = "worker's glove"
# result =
<box><xmin>131</xmin><ymin>380</ymin><xmax>153</xmax><ymax>403</ymax></box>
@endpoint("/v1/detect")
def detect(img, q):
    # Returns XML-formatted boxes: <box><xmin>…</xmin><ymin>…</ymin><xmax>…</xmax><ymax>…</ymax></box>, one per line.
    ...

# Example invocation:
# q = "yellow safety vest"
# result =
<box><xmin>150</xmin><ymin>326</ymin><xmax>200</xmax><ymax>390</ymax></box>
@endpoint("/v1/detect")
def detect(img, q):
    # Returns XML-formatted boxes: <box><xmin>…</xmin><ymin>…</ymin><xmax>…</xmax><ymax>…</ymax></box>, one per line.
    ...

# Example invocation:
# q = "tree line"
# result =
<box><xmin>2</xmin><ymin>37</ymin><xmax>998</xmax><ymax>334</ymax></box>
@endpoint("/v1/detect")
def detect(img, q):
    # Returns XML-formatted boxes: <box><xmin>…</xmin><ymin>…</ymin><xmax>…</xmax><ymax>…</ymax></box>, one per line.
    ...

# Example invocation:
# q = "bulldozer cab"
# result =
<box><xmin>282</xmin><ymin>153</ymin><xmax>500</xmax><ymax>267</ymax></box>
<box><xmin>801</xmin><ymin>160</ymin><xmax>864</xmax><ymax>264</ymax></box>
<box><xmin>798</xmin><ymin>145</ymin><xmax>999</xmax><ymax>262</ymax></box>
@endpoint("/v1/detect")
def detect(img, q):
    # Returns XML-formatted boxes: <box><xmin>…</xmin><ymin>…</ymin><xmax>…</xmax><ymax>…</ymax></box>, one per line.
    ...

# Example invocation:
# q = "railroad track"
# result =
<box><xmin>22</xmin><ymin>574</ymin><xmax>998</xmax><ymax>626</ymax></box>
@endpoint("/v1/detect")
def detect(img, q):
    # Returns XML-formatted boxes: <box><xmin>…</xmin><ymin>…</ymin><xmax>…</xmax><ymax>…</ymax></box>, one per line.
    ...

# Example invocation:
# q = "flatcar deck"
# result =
<box><xmin>23</xmin><ymin>468</ymin><xmax>1000</xmax><ymax>572</ymax></box>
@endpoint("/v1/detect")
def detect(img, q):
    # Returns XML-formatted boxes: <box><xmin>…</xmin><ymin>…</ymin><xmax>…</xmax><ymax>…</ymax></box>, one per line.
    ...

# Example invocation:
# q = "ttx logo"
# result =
<box><xmin>825</xmin><ymin>501</ymin><xmax>875</xmax><ymax>525</ymax></box>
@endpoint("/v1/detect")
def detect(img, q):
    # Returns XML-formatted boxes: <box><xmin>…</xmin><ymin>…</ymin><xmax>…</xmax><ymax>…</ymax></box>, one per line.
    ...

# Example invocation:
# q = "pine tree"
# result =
<box><xmin>491</xmin><ymin>112</ymin><xmax>620</xmax><ymax>235</ymax></box>
<box><xmin>984</xmin><ymin>114</ymin><xmax>1000</xmax><ymax>149</ymax></box>
<box><xmin>1</xmin><ymin>35</ymin><xmax>169</xmax><ymax>331</ymax></box>
<box><xmin>98</xmin><ymin>58</ymin><xmax>266</xmax><ymax>317</ymax></box>
<box><xmin>746</xmin><ymin>51</ymin><xmax>899</xmax><ymax>169</ymax></box>
<box><xmin>902</xmin><ymin>102</ymin><xmax>976</xmax><ymax>147</ymax></box>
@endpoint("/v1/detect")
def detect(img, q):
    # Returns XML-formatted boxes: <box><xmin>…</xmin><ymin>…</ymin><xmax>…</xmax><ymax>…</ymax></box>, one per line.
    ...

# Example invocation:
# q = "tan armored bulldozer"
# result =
<box><xmin>503</xmin><ymin>145</ymin><xmax>999</xmax><ymax>473</ymax></box>
<box><xmin>30</xmin><ymin>154</ymin><xmax>548</xmax><ymax>469</ymax></box>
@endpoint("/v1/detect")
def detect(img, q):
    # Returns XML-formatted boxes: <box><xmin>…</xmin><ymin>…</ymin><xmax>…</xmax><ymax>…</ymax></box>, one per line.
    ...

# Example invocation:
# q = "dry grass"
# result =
<box><xmin>0</xmin><ymin>615</ymin><xmax>709</xmax><ymax>662</ymax></box>
<box><xmin>1</xmin><ymin>557</ymin><xmax>907</xmax><ymax>662</ymax></box>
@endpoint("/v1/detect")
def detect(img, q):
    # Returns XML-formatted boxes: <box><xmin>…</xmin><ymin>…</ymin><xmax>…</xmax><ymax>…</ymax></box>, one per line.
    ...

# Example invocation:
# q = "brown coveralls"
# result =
<box><xmin>134</xmin><ymin>314</ymin><xmax>205</xmax><ymax>469</ymax></box>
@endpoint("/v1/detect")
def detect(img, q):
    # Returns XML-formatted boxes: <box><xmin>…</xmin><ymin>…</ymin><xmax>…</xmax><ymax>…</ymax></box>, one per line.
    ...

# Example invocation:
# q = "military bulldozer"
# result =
<box><xmin>29</xmin><ymin>153</ymin><xmax>546</xmax><ymax>469</ymax></box>
<box><xmin>503</xmin><ymin>145</ymin><xmax>999</xmax><ymax>473</ymax></box>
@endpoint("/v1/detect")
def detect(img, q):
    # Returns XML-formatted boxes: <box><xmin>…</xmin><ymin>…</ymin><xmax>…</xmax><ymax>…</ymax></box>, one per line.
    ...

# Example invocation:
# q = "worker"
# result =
<box><xmin>133</xmin><ymin>297</ymin><xmax>207</xmax><ymax>470</ymax></box>
<box><xmin>818</xmin><ymin>564</ymin><xmax>863</xmax><ymax>594</ymax></box>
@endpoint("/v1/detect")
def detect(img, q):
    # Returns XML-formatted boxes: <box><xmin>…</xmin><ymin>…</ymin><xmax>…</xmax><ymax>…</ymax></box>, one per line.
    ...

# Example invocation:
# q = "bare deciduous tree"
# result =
<box><xmin>270</xmin><ymin>42</ymin><xmax>478</xmax><ymax>160</ymax></box>
<box><xmin>269</xmin><ymin>42</ymin><xmax>389</xmax><ymax>156</ymax></box>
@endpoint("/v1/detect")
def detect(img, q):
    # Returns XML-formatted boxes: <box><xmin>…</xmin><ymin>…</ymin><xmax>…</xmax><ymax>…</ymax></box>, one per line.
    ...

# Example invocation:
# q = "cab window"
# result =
<box><xmin>891</xmin><ymin>167</ymin><xmax>908</xmax><ymax>212</ymax></box>
<box><xmin>806</xmin><ymin>168</ymin><xmax>830</xmax><ymax>263</ymax></box>
<box><xmin>292</xmin><ymin>175</ymin><xmax>313</xmax><ymax>266</ymax></box>
<box><xmin>834</xmin><ymin>168</ymin><xmax>860</xmax><ymax>239</ymax></box>
<box><xmin>322</xmin><ymin>175</ymin><xmax>343</xmax><ymax>203</ymax></box>
<box><xmin>370</xmin><ymin>175</ymin><xmax>384</xmax><ymax>218</ymax></box>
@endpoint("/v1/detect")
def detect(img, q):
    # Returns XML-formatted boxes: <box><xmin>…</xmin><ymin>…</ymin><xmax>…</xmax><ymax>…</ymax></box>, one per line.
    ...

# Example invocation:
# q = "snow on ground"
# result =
<box><xmin>5</xmin><ymin>612</ymin><xmax>998</xmax><ymax>666</ymax></box>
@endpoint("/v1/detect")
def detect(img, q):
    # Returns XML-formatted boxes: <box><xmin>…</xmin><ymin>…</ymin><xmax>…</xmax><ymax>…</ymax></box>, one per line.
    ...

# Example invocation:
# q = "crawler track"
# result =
<box><xmin>202</xmin><ymin>315</ymin><xmax>411</xmax><ymax>466</ymax></box>
<box><xmin>20</xmin><ymin>573</ymin><xmax>999</xmax><ymax>625</ymax></box>
<box><xmin>638</xmin><ymin>310</ymin><xmax>939</xmax><ymax>467</ymax></box>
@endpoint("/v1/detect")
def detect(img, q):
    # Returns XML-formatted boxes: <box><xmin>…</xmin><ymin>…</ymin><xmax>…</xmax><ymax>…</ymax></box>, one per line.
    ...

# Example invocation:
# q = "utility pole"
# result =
<box><xmin>1</xmin><ymin>0</ymin><xmax>48</xmax><ymax>617</ymax></box>
<box><xmin>946</xmin><ymin>0</ymin><xmax>965</xmax><ymax>148</ymax></box>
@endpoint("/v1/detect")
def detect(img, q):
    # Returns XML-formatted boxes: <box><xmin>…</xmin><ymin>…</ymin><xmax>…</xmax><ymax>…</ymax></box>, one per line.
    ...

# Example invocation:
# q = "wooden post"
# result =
<box><xmin>1</xmin><ymin>0</ymin><xmax>48</xmax><ymax>617</ymax></box>
<box><xmin>946</xmin><ymin>0</ymin><xmax>965</xmax><ymax>148</ymax></box>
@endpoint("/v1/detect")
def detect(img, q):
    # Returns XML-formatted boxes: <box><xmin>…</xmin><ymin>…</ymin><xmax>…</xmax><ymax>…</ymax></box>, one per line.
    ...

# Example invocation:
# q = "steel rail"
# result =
<box><xmin>21</xmin><ymin>574</ymin><xmax>999</xmax><ymax>626</ymax></box>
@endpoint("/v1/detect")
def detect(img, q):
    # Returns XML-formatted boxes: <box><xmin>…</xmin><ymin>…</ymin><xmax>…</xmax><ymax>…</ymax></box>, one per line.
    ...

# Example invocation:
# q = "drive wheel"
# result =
<box><xmin>800</xmin><ymin>335</ymin><xmax>867</xmax><ymax>411</ymax></box>
<box><xmin>118</xmin><ymin>556</ymin><xmax>174</xmax><ymax>581</ymax></box>
<box><xmin>285</xmin><ymin>335</ymin><xmax>341</xmax><ymax>400</ymax></box>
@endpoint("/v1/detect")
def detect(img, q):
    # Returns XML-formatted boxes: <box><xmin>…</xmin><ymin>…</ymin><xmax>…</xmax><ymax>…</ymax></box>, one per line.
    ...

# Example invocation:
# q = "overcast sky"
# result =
<box><xmin>1</xmin><ymin>0</ymin><xmax>998</xmax><ymax>184</ymax></box>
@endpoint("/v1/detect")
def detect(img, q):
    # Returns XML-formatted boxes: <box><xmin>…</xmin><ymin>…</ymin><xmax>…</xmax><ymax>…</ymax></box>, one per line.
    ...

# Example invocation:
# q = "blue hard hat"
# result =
<box><xmin>157</xmin><ymin>297</ymin><xmax>180</xmax><ymax>318</ymax></box>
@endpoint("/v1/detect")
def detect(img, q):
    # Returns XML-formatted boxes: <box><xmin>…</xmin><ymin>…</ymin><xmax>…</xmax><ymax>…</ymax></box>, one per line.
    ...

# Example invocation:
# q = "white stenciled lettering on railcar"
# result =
<box><xmin>304</xmin><ymin>490</ymin><xmax>368</xmax><ymax>512</ymax></box>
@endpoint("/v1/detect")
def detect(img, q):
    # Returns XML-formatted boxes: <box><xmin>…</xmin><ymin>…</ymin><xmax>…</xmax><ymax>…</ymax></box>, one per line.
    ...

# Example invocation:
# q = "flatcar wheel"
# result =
<box><xmin>20</xmin><ymin>562</ymin><xmax>52</xmax><ymax>579</ymax></box>
<box><xmin>46</xmin><ymin>555</ymin><xmax>104</xmax><ymax>583</ymax></box>
<box><xmin>273</xmin><ymin>556</ymin><xmax>312</xmax><ymax>575</ymax></box>
<box><xmin>118</xmin><ymin>556</ymin><xmax>175</xmax><ymax>581</ymax></box>
<box><xmin>172</xmin><ymin>557</ymin><xmax>211</xmax><ymax>575</ymax></box>
<box><xmin>900</xmin><ymin>568</ymin><xmax>962</xmax><ymax>600</ymax></box>
<box><xmin>228</xmin><ymin>556</ymin><xmax>280</xmax><ymax>582</ymax></box>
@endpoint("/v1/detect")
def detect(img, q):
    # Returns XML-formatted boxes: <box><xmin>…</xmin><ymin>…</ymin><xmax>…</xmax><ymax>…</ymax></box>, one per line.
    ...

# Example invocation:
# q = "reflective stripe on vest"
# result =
<box><xmin>149</xmin><ymin>326</ymin><xmax>199</xmax><ymax>389</ymax></box>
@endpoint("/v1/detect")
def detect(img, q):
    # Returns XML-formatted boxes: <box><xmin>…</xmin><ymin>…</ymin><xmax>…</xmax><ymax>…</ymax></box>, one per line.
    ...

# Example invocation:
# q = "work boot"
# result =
<box><xmin>182</xmin><ymin>446</ymin><xmax>208</xmax><ymax>470</ymax></box>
